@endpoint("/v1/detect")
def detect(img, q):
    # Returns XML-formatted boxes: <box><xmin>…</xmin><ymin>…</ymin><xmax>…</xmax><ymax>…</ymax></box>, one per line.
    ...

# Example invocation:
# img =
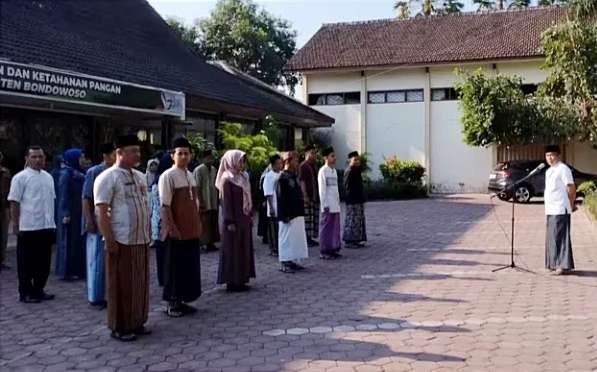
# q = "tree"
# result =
<box><xmin>509</xmin><ymin>0</ymin><xmax>531</xmax><ymax>8</ymax></box>
<box><xmin>538</xmin><ymin>0</ymin><xmax>597</xmax><ymax>142</ymax></box>
<box><xmin>473</xmin><ymin>0</ymin><xmax>495</xmax><ymax>10</ymax></box>
<box><xmin>420</xmin><ymin>0</ymin><xmax>436</xmax><ymax>16</ymax></box>
<box><xmin>166</xmin><ymin>17</ymin><xmax>201</xmax><ymax>54</ymax></box>
<box><xmin>440</xmin><ymin>0</ymin><xmax>464</xmax><ymax>14</ymax></box>
<box><xmin>394</xmin><ymin>1</ymin><xmax>411</xmax><ymax>19</ymax></box>
<box><xmin>198</xmin><ymin>0</ymin><xmax>299</xmax><ymax>94</ymax></box>
<box><xmin>538</xmin><ymin>0</ymin><xmax>569</xmax><ymax>5</ymax></box>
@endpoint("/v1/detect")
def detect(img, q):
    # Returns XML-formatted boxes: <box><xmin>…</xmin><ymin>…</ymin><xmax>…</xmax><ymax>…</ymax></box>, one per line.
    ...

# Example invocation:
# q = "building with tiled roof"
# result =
<box><xmin>0</xmin><ymin>0</ymin><xmax>332</xmax><ymax>171</ymax></box>
<box><xmin>288</xmin><ymin>6</ymin><xmax>597</xmax><ymax>193</ymax></box>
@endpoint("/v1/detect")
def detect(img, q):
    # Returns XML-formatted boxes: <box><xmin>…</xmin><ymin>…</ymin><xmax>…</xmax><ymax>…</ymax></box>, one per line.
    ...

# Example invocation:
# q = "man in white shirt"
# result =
<box><xmin>94</xmin><ymin>135</ymin><xmax>151</xmax><ymax>341</ymax></box>
<box><xmin>318</xmin><ymin>147</ymin><xmax>342</xmax><ymax>259</ymax></box>
<box><xmin>8</xmin><ymin>146</ymin><xmax>56</xmax><ymax>303</ymax></box>
<box><xmin>263</xmin><ymin>154</ymin><xmax>282</xmax><ymax>256</ymax></box>
<box><xmin>544</xmin><ymin>145</ymin><xmax>576</xmax><ymax>275</ymax></box>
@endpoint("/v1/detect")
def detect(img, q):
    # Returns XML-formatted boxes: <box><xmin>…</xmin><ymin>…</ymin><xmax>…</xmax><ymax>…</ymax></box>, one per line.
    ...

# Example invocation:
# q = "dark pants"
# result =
<box><xmin>267</xmin><ymin>217</ymin><xmax>279</xmax><ymax>254</ymax></box>
<box><xmin>153</xmin><ymin>240</ymin><xmax>165</xmax><ymax>287</ymax></box>
<box><xmin>17</xmin><ymin>229</ymin><xmax>55</xmax><ymax>298</ymax></box>
<box><xmin>162</xmin><ymin>238</ymin><xmax>202</xmax><ymax>303</ymax></box>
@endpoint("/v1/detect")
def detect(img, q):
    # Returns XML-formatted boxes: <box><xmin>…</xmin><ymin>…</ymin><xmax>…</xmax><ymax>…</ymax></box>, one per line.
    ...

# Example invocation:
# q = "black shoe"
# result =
<box><xmin>133</xmin><ymin>326</ymin><xmax>152</xmax><ymax>336</ymax></box>
<box><xmin>205</xmin><ymin>244</ymin><xmax>218</xmax><ymax>252</ymax></box>
<box><xmin>180</xmin><ymin>303</ymin><xmax>197</xmax><ymax>314</ymax></box>
<box><xmin>110</xmin><ymin>331</ymin><xmax>137</xmax><ymax>342</ymax></box>
<box><xmin>19</xmin><ymin>295</ymin><xmax>41</xmax><ymax>303</ymax></box>
<box><xmin>288</xmin><ymin>262</ymin><xmax>305</xmax><ymax>271</ymax></box>
<box><xmin>279</xmin><ymin>263</ymin><xmax>295</xmax><ymax>274</ymax></box>
<box><xmin>226</xmin><ymin>284</ymin><xmax>250</xmax><ymax>292</ymax></box>
<box><xmin>89</xmin><ymin>300</ymin><xmax>107</xmax><ymax>310</ymax></box>
<box><xmin>36</xmin><ymin>292</ymin><xmax>55</xmax><ymax>301</ymax></box>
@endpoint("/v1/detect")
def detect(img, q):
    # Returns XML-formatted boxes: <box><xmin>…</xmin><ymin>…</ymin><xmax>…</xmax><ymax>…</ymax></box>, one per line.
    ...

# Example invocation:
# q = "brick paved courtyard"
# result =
<box><xmin>1</xmin><ymin>195</ymin><xmax>597</xmax><ymax>372</ymax></box>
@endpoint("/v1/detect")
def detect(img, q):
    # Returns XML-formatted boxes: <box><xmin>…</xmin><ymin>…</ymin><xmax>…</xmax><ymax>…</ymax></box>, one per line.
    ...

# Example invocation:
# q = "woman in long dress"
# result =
<box><xmin>55</xmin><ymin>148</ymin><xmax>86</xmax><ymax>280</ymax></box>
<box><xmin>215</xmin><ymin>150</ymin><xmax>256</xmax><ymax>292</ymax></box>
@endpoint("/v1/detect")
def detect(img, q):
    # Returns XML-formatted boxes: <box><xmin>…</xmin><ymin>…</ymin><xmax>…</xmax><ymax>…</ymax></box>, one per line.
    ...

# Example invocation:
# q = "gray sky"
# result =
<box><xmin>147</xmin><ymin>0</ymin><xmax>486</xmax><ymax>48</ymax></box>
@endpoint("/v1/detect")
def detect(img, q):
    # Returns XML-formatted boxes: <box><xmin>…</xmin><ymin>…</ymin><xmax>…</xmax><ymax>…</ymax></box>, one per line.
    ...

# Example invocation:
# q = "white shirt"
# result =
<box><xmin>158</xmin><ymin>167</ymin><xmax>198</xmax><ymax>208</ymax></box>
<box><xmin>263</xmin><ymin>170</ymin><xmax>280</xmax><ymax>217</ymax></box>
<box><xmin>544</xmin><ymin>161</ymin><xmax>574</xmax><ymax>215</ymax></box>
<box><xmin>94</xmin><ymin>166</ymin><xmax>151</xmax><ymax>245</ymax></box>
<box><xmin>7</xmin><ymin>167</ymin><xmax>56</xmax><ymax>231</ymax></box>
<box><xmin>318</xmin><ymin>164</ymin><xmax>341</xmax><ymax>213</ymax></box>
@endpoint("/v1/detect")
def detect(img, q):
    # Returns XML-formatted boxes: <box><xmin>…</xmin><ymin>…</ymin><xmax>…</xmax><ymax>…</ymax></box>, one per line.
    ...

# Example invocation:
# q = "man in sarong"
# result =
<box><xmin>343</xmin><ymin>151</ymin><xmax>367</xmax><ymax>248</ymax></box>
<box><xmin>544</xmin><ymin>145</ymin><xmax>576</xmax><ymax>275</ymax></box>
<box><xmin>82</xmin><ymin>143</ymin><xmax>115</xmax><ymax>309</ymax></box>
<box><xmin>276</xmin><ymin>151</ymin><xmax>309</xmax><ymax>273</ymax></box>
<box><xmin>193</xmin><ymin>150</ymin><xmax>219</xmax><ymax>252</ymax></box>
<box><xmin>263</xmin><ymin>154</ymin><xmax>282</xmax><ymax>256</ymax></box>
<box><xmin>318</xmin><ymin>147</ymin><xmax>342</xmax><ymax>259</ymax></box>
<box><xmin>94</xmin><ymin>135</ymin><xmax>151</xmax><ymax>342</ymax></box>
<box><xmin>299</xmin><ymin>145</ymin><xmax>319</xmax><ymax>247</ymax></box>
<box><xmin>159</xmin><ymin>137</ymin><xmax>202</xmax><ymax>317</ymax></box>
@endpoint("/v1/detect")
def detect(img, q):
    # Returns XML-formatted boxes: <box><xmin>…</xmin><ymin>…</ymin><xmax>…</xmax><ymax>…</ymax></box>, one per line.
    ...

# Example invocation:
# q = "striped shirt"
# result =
<box><xmin>94</xmin><ymin>166</ymin><xmax>150</xmax><ymax>245</ymax></box>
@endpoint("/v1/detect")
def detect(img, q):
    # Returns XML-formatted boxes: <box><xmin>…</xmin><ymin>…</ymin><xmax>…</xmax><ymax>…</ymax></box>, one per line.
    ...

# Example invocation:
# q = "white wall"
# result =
<box><xmin>310</xmin><ymin>105</ymin><xmax>361</xmax><ymax>165</ymax></box>
<box><xmin>572</xmin><ymin>142</ymin><xmax>597</xmax><ymax>174</ymax></box>
<box><xmin>430</xmin><ymin>101</ymin><xmax>493</xmax><ymax>193</ymax></box>
<box><xmin>303</xmin><ymin>60</ymin><xmax>549</xmax><ymax>193</ymax></box>
<box><xmin>367</xmin><ymin>103</ymin><xmax>426</xmax><ymax>179</ymax></box>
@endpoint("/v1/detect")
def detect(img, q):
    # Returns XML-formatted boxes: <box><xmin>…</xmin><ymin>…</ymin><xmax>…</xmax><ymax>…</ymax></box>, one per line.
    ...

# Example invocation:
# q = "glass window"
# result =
<box><xmin>406</xmin><ymin>90</ymin><xmax>424</xmax><ymax>102</ymax></box>
<box><xmin>308</xmin><ymin>94</ymin><xmax>325</xmax><ymax>106</ymax></box>
<box><xmin>344</xmin><ymin>92</ymin><xmax>361</xmax><ymax>104</ymax></box>
<box><xmin>431</xmin><ymin>89</ymin><xmax>447</xmax><ymax>101</ymax></box>
<box><xmin>326</xmin><ymin>94</ymin><xmax>344</xmax><ymax>105</ymax></box>
<box><xmin>387</xmin><ymin>91</ymin><xmax>406</xmax><ymax>103</ymax></box>
<box><xmin>368</xmin><ymin>92</ymin><xmax>385</xmax><ymax>104</ymax></box>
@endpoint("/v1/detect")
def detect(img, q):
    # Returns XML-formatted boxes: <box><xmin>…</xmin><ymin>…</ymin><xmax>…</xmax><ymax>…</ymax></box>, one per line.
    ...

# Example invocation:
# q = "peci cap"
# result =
<box><xmin>115</xmin><ymin>135</ymin><xmax>141</xmax><ymax>148</ymax></box>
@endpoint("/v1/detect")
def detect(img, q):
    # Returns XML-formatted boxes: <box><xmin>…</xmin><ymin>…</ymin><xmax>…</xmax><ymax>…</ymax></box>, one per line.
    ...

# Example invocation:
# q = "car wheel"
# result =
<box><xmin>497</xmin><ymin>192</ymin><xmax>511</xmax><ymax>201</ymax></box>
<box><xmin>514</xmin><ymin>185</ymin><xmax>531</xmax><ymax>203</ymax></box>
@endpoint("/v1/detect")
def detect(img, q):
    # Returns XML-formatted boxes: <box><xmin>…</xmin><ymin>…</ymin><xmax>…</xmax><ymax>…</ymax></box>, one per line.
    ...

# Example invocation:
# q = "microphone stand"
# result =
<box><xmin>491</xmin><ymin>169</ymin><xmax>541</xmax><ymax>273</ymax></box>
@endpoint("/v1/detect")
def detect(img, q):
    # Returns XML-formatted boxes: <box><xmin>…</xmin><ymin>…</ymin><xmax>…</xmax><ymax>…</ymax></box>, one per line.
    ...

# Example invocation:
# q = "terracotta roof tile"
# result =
<box><xmin>287</xmin><ymin>6</ymin><xmax>568</xmax><ymax>71</ymax></box>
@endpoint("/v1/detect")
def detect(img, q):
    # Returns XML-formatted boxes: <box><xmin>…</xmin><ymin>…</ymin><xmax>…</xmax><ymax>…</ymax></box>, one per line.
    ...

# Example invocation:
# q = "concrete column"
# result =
<box><xmin>424</xmin><ymin>67</ymin><xmax>431</xmax><ymax>189</ymax></box>
<box><xmin>360</xmin><ymin>70</ymin><xmax>367</xmax><ymax>154</ymax></box>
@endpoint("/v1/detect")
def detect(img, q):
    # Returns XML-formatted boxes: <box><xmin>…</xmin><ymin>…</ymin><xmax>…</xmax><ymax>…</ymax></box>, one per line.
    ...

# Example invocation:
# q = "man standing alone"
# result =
<box><xmin>544</xmin><ymin>145</ymin><xmax>576</xmax><ymax>275</ymax></box>
<box><xmin>94</xmin><ymin>135</ymin><xmax>151</xmax><ymax>341</ymax></box>
<box><xmin>299</xmin><ymin>145</ymin><xmax>319</xmax><ymax>247</ymax></box>
<box><xmin>193</xmin><ymin>150</ymin><xmax>219</xmax><ymax>252</ymax></box>
<box><xmin>276</xmin><ymin>151</ymin><xmax>309</xmax><ymax>273</ymax></box>
<box><xmin>263</xmin><ymin>154</ymin><xmax>282</xmax><ymax>257</ymax></box>
<box><xmin>318</xmin><ymin>147</ymin><xmax>342</xmax><ymax>259</ymax></box>
<box><xmin>159</xmin><ymin>137</ymin><xmax>202</xmax><ymax>317</ymax></box>
<box><xmin>8</xmin><ymin>146</ymin><xmax>56</xmax><ymax>303</ymax></box>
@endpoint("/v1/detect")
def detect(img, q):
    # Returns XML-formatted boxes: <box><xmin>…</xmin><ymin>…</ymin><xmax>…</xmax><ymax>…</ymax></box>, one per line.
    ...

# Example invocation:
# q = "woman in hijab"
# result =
<box><xmin>146</xmin><ymin>158</ymin><xmax>159</xmax><ymax>188</ymax></box>
<box><xmin>55</xmin><ymin>148</ymin><xmax>86</xmax><ymax>280</ymax></box>
<box><xmin>215</xmin><ymin>150</ymin><xmax>256</xmax><ymax>292</ymax></box>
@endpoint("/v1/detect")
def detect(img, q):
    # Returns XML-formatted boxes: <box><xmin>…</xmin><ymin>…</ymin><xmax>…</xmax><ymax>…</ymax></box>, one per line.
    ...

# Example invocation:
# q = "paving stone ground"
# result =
<box><xmin>1</xmin><ymin>194</ymin><xmax>597</xmax><ymax>372</ymax></box>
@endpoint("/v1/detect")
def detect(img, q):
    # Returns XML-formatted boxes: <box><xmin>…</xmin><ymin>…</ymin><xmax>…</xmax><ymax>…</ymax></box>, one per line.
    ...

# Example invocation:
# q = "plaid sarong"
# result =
<box><xmin>303</xmin><ymin>201</ymin><xmax>319</xmax><ymax>240</ymax></box>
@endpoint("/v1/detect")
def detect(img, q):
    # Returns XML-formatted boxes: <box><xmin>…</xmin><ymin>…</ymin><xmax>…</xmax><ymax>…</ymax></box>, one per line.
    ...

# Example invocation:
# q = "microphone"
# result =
<box><xmin>527</xmin><ymin>162</ymin><xmax>546</xmax><ymax>178</ymax></box>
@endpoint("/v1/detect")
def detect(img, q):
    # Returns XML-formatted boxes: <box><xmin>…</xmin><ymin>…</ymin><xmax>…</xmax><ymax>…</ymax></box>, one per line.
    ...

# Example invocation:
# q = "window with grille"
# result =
<box><xmin>431</xmin><ymin>88</ymin><xmax>459</xmax><ymax>101</ymax></box>
<box><xmin>367</xmin><ymin>89</ymin><xmax>422</xmax><ymax>104</ymax></box>
<box><xmin>308</xmin><ymin>92</ymin><xmax>361</xmax><ymax>106</ymax></box>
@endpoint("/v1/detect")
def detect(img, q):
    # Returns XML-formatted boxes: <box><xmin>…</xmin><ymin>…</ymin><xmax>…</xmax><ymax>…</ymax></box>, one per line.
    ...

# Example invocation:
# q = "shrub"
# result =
<box><xmin>218</xmin><ymin>122</ymin><xmax>278</xmax><ymax>174</ymax></box>
<box><xmin>577</xmin><ymin>180</ymin><xmax>597</xmax><ymax>196</ymax></box>
<box><xmin>580</xmin><ymin>181</ymin><xmax>597</xmax><ymax>221</ymax></box>
<box><xmin>365</xmin><ymin>157</ymin><xmax>427</xmax><ymax>200</ymax></box>
<box><xmin>379</xmin><ymin>156</ymin><xmax>425</xmax><ymax>186</ymax></box>
<box><xmin>187</xmin><ymin>134</ymin><xmax>217</xmax><ymax>160</ymax></box>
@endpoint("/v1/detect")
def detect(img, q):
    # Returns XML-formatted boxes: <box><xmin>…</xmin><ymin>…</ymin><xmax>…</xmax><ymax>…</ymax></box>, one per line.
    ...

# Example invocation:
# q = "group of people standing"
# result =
<box><xmin>261</xmin><ymin>145</ymin><xmax>368</xmax><ymax>273</ymax></box>
<box><xmin>4</xmin><ymin>134</ymin><xmax>368</xmax><ymax>342</ymax></box>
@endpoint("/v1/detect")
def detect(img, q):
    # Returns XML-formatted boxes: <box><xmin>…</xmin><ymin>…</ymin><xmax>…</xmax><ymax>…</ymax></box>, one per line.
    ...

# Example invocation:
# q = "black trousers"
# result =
<box><xmin>162</xmin><ymin>238</ymin><xmax>202</xmax><ymax>303</ymax></box>
<box><xmin>17</xmin><ymin>229</ymin><xmax>55</xmax><ymax>298</ymax></box>
<box><xmin>267</xmin><ymin>217</ymin><xmax>279</xmax><ymax>254</ymax></box>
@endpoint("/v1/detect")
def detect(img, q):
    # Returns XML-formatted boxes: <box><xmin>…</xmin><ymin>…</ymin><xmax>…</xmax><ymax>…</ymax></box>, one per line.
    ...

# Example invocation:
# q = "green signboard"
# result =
<box><xmin>0</xmin><ymin>60</ymin><xmax>185</xmax><ymax>119</ymax></box>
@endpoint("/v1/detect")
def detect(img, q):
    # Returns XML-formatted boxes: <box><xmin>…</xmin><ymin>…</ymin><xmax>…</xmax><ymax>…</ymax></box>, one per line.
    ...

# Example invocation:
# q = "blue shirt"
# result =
<box><xmin>82</xmin><ymin>163</ymin><xmax>108</xmax><ymax>200</ymax></box>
